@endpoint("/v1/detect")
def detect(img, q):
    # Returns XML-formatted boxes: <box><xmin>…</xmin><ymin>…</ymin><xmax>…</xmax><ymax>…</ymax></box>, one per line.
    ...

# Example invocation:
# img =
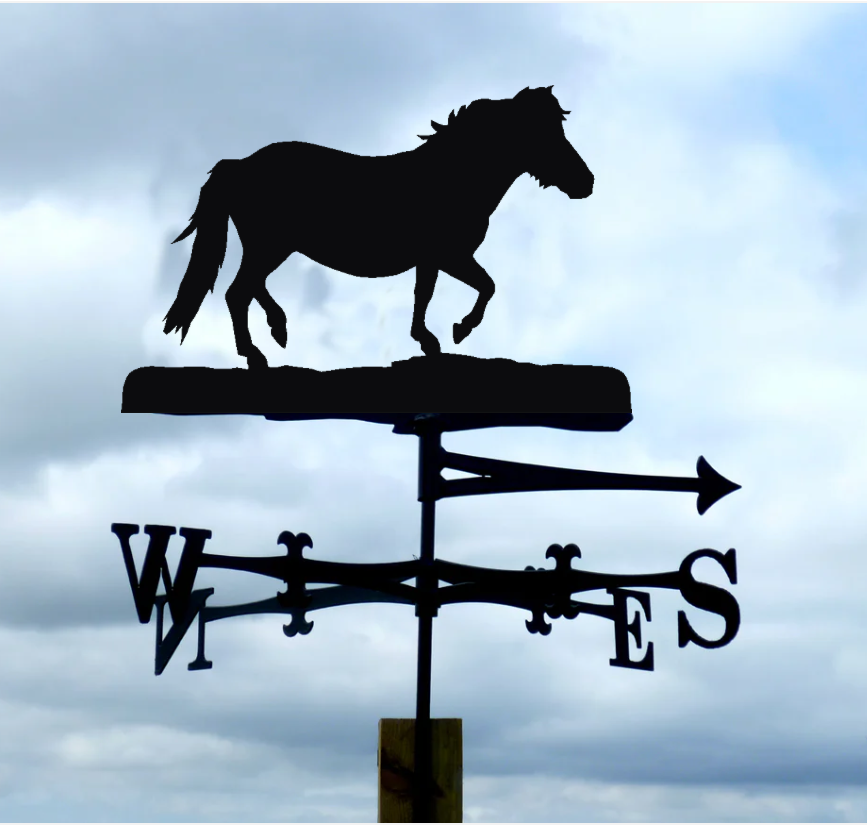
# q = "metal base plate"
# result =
<box><xmin>121</xmin><ymin>354</ymin><xmax>632</xmax><ymax>433</ymax></box>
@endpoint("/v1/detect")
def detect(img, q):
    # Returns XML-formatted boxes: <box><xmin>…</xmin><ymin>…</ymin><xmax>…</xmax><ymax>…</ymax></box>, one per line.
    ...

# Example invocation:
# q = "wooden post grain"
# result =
<box><xmin>378</xmin><ymin>718</ymin><xmax>462</xmax><ymax>822</ymax></box>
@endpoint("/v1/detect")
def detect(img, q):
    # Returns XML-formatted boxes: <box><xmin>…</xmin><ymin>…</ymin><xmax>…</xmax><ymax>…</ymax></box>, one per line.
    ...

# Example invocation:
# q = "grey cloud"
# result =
<box><xmin>0</xmin><ymin>4</ymin><xmax>592</xmax><ymax>203</ymax></box>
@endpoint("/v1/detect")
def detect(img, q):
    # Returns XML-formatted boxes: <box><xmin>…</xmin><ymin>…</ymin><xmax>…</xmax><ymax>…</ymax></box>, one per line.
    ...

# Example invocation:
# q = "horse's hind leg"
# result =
<box><xmin>226</xmin><ymin>249</ymin><xmax>291</xmax><ymax>370</ymax></box>
<box><xmin>410</xmin><ymin>264</ymin><xmax>442</xmax><ymax>356</ymax></box>
<box><xmin>442</xmin><ymin>257</ymin><xmax>495</xmax><ymax>345</ymax></box>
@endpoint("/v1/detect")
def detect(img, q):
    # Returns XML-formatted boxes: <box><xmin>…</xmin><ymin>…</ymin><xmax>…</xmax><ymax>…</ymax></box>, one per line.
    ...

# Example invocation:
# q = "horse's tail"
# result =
<box><xmin>163</xmin><ymin>159</ymin><xmax>238</xmax><ymax>343</ymax></box>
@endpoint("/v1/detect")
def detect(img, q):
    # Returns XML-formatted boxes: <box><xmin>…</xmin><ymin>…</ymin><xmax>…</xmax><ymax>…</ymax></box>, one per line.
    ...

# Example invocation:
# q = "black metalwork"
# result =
<box><xmin>111</xmin><ymin>525</ymin><xmax>741</xmax><ymax>676</ymax></box>
<box><xmin>112</xmin><ymin>412</ymin><xmax>740</xmax><ymax>822</ymax></box>
<box><xmin>435</xmin><ymin>448</ymin><xmax>739</xmax><ymax>515</ymax></box>
<box><xmin>114</xmin><ymin>82</ymin><xmax>742</xmax><ymax>823</ymax></box>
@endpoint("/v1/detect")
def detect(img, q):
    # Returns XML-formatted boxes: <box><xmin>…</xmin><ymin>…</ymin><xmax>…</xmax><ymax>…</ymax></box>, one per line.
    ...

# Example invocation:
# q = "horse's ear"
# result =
<box><xmin>547</xmin><ymin>85</ymin><xmax>554</xmax><ymax>92</ymax></box>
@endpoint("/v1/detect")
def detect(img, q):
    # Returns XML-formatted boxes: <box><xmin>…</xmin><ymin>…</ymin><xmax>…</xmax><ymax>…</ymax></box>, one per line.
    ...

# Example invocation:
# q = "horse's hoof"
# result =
<box><xmin>453</xmin><ymin>322</ymin><xmax>471</xmax><ymax>345</ymax></box>
<box><xmin>246</xmin><ymin>352</ymin><xmax>269</xmax><ymax>370</ymax></box>
<box><xmin>412</xmin><ymin>328</ymin><xmax>441</xmax><ymax>356</ymax></box>
<box><xmin>420</xmin><ymin>335</ymin><xmax>441</xmax><ymax>356</ymax></box>
<box><xmin>271</xmin><ymin>324</ymin><xmax>287</xmax><ymax>349</ymax></box>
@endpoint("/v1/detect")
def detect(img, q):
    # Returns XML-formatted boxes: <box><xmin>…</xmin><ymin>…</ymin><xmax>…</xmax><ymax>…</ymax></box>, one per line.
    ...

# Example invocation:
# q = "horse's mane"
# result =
<box><xmin>417</xmin><ymin>85</ymin><xmax>570</xmax><ymax>145</ymax></box>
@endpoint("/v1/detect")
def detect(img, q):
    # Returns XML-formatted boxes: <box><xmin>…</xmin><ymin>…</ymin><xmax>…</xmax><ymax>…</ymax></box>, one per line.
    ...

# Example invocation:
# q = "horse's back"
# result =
<box><xmin>247</xmin><ymin>140</ymin><xmax>355</xmax><ymax>162</ymax></box>
<box><xmin>244</xmin><ymin>141</ymin><xmax>413</xmax><ymax>206</ymax></box>
<box><xmin>233</xmin><ymin>141</ymin><xmax>420</xmax><ymax>276</ymax></box>
<box><xmin>245</xmin><ymin>141</ymin><xmax>406</xmax><ymax>178</ymax></box>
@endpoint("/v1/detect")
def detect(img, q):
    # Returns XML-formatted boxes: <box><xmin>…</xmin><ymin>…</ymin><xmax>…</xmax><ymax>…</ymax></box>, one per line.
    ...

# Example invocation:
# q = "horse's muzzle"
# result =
<box><xmin>561</xmin><ymin>174</ymin><xmax>594</xmax><ymax>200</ymax></box>
<box><xmin>570</xmin><ymin>176</ymin><xmax>594</xmax><ymax>199</ymax></box>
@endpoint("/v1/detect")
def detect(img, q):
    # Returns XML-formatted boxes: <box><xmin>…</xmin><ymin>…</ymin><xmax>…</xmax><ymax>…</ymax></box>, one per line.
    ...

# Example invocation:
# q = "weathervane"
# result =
<box><xmin>115</xmin><ymin>86</ymin><xmax>741</xmax><ymax>822</ymax></box>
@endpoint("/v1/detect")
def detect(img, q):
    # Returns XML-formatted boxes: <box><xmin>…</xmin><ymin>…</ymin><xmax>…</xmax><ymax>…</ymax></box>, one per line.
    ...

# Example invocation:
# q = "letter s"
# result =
<box><xmin>678</xmin><ymin>548</ymin><xmax>740</xmax><ymax>649</ymax></box>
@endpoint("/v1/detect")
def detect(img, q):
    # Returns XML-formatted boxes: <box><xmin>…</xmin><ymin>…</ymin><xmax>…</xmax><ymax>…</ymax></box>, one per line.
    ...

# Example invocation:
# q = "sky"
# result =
<box><xmin>1</xmin><ymin>2</ymin><xmax>867</xmax><ymax>822</ymax></box>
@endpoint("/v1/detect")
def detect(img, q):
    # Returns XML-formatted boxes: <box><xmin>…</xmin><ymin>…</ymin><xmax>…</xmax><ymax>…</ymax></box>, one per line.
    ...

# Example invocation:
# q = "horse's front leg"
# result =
<box><xmin>410</xmin><ymin>264</ymin><xmax>441</xmax><ymax>356</ymax></box>
<box><xmin>256</xmin><ymin>286</ymin><xmax>288</xmax><ymax>348</ymax></box>
<box><xmin>442</xmin><ymin>257</ymin><xmax>495</xmax><ymax>345</ymax></box>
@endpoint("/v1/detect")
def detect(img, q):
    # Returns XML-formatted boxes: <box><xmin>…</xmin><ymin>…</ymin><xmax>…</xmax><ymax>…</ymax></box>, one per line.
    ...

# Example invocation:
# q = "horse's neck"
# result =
<box><xmin>468</xmin><ymin>162</ymin><xmax>523</xmax><ymax>216</ymax></box>
<box><xmin>424</xmin><ymin>144</ymin><xmax>523</xmax><ymax>215</ymax></box>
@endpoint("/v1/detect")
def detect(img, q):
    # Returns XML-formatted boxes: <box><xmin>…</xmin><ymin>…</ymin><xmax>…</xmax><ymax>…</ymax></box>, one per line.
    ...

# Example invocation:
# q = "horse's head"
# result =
<box><xmin>513</xmin><ymin>86</ymin><xmax>594</xmax><ymax>200</ymax></box>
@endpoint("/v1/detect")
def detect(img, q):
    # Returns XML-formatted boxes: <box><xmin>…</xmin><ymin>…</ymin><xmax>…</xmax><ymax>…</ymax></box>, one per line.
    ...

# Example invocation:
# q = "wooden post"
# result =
<box><xmin>378</xmin><ymin>718</ymin><xmax>462</xmax><ymax>823</ymax></box>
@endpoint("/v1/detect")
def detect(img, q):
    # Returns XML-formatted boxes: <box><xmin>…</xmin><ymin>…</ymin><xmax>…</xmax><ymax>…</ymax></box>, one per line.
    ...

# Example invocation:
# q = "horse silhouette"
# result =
<box><xmin>163</xmin><ymin>85</ymin><xmax>593</xmax><ymax>370</ymax></box>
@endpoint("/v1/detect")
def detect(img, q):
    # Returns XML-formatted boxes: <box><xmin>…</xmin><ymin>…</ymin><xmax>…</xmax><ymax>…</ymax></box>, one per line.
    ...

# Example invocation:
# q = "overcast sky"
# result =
<box><xmin>1</xmin><ymin>3</ymin><xmax>867</xmax><ymax>823</ymax></box>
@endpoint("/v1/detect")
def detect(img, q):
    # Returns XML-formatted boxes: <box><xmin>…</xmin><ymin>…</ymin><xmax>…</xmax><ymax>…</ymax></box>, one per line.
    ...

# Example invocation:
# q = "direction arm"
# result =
<box><xmin>437</xmin><ymin>452</ymin><xmax>740</xmax><ymax>514</ymax></box>
<box><xmin>199</xmin><ymin>551</ymin><xmax>420</xmax><ymax>590</ymax></box>
<box><xmin>432</xmin><ymin>556</ymin><xmax>683</xmax><ymax>600</ymax></box>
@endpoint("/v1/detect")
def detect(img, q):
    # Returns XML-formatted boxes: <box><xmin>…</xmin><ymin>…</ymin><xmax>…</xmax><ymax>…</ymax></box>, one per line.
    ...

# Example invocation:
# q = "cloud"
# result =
<box><xmin>1</xmin><ymin>2</ymin><xmax>866</xmax><ymax>822</ymax></box>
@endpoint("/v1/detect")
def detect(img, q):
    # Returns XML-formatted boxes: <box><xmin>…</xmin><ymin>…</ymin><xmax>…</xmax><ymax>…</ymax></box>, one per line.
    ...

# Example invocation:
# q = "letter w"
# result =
<box><xmin>111</xmin><ymin>523</ymin><xmax>211</xmax><ymax>624</ymax></box>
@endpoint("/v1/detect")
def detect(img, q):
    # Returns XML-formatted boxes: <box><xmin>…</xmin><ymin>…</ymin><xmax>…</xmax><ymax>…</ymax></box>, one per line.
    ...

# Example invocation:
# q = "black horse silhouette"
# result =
<box><xmin>163</xmin><ymin>85</ymin><xmax>593</xmax><ymax>370</ymax></box>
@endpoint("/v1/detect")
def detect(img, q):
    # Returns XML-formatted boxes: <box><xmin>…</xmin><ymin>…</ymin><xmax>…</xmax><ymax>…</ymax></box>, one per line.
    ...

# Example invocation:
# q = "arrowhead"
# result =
<box><xmin>695</xmin><ymin>456</ymin><xmax>741</xmax><ymax>515</ymax></box>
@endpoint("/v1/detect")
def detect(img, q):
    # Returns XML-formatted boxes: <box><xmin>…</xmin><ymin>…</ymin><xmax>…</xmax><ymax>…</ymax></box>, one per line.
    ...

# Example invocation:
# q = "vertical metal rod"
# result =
<box><xmin>413</xmin><ymin>418</ymin><xmax>440</xmax><ymax>822</ymax></box>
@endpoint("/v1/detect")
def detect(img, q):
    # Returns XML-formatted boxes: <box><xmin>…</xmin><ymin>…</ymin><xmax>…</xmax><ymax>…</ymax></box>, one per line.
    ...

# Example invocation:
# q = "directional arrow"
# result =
<box><xmin>693</xmin><ymin>456</ymin><xmax>742</xmax><ymax>515</ymax></box>
<box><xmin>437</xmin><ymin>452</ymin><xmax>740</xmax><ymax>515</ymax></box>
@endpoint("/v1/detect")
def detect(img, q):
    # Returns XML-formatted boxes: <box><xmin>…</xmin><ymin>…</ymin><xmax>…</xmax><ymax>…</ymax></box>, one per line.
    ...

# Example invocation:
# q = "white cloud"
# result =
<box><xmin>559</xmin><ymin>4</ymin><xmax>847</xmax><ymax>91</ymax></box>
